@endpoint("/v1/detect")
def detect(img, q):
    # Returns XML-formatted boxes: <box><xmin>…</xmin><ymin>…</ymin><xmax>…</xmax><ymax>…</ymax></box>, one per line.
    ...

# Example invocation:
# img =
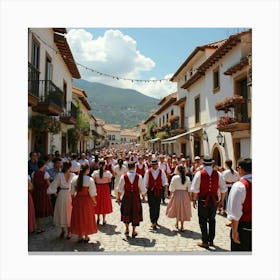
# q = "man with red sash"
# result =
<box><xmin>117</xmin><ymin>160</ymin><xmax>146</xmax><ymax>238</ymax></box>
<box><xmin>143</xmin><ymin>157</ymin><xmax>168</xmax><ymax>230</ymax></box>
<box><xmin>227</xmin><ymin>158</ymin><xmax>252</xmax><ymax>251</ymax></box>
<box><xmin>191</xmin><ymin>156</ymin><xmax>227</xmax><ymax>248</ymax></box>
<box><xmin>135</xmin><ymin>156</ymin><xmax>147</xmax><ymax>177</ymax></box>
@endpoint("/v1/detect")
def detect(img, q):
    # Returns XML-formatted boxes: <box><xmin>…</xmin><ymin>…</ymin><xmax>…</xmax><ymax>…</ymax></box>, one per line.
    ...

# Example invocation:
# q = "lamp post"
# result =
<box><xmin>202</xmin><ymin>129</ymin><xmax>208</xmax><ymax>142</ymax></box>
<box><xmin>217</xmin><ymin>132</ymin><xmax>224</xmax><ymax>147</ymax></box>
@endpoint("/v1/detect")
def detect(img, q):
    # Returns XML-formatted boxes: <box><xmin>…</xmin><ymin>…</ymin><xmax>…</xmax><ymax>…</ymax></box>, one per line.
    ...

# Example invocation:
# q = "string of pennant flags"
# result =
<box><xmin>29</xmin><ymin>29</ymin><xmax>171</xmax><ymax>84</ymax></box>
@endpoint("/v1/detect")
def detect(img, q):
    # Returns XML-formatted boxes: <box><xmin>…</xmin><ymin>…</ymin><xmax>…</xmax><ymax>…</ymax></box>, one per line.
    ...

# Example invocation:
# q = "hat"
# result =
<box><xmin>151</xmin><ymin>158</ymin><xmax>158</xmax><ymax>165</ymax></box>
<box><xmin>202</xmin><ymin>156</ymin><xmax>215</xmax><ymax>165</ymax></box>
<box><xmin>194</xmin><ymin>156</ymin><xmax>201</xmax><ymax>160</ymax></box>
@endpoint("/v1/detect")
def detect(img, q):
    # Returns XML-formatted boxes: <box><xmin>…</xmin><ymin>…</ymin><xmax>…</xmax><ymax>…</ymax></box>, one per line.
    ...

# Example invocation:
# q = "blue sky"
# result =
<box><xmin>66</xmin><ymin>27</ymin><xmax>247</xmax><ymax>98</ymax></box>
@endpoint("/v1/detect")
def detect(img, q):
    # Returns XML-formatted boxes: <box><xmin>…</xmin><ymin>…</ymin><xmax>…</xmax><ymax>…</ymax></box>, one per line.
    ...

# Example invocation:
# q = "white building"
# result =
<box><xmin>169</xmin><ymin>29</ymin><xmax>252</xmax><ymax>167</ymax></box>
<box><xmin>28</xmin><ymin>28</ymin><xmax>80</xmax><ymax>156</ymax></box>
<box><xmin>104</xmin><ymin>124</ymin><xmax>121</xmax><ymax>146</ymax></box>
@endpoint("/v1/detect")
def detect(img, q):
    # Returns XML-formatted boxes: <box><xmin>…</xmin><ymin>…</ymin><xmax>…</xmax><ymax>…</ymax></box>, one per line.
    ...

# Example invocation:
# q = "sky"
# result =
<box><xmin>66</xmin><ymin>27</ymin><xmax>247</xmax><ymax>99</ymax></box>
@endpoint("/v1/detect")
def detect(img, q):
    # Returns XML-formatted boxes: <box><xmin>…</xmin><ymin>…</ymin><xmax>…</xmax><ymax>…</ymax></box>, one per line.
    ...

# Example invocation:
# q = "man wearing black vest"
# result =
<box><xmin>143</xmin><ymin>157</ymin><xmax>168</xmax><ymax>230</ymax></box>
<box><xmin>227</xmin><ymin>158</ymin><xmax>252</xmax><ymax>251</ymax></box>
<box><xmin>191</xmin><ymin>156</ymin><xmax>227</xmax><ymax>248</ymax></box>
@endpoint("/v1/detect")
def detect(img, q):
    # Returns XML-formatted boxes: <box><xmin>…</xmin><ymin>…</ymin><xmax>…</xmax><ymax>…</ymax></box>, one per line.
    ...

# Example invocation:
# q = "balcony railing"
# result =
<box><xmin>32</xmin><ymin>80</ymin><xmax>65</xmax><ymax>115</ymax></box>
<box><xmin>28</xmin><ymin>63</ymin><xmax>40</xmax><ymax>98</ymax></box>
<box><xmin>216</xmin><ymin>95</ymin><xmax>250</xmax><ymax>132</ymax></box>
<box><xmin>60</xmin><ymin>102</ymin><xmax>78</xmax><ymax>124</ymax></box>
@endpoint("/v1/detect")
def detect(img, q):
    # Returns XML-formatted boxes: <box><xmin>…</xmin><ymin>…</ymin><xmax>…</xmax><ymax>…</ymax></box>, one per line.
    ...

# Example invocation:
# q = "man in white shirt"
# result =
<box><xmin>191</xmin><ymin>156</ymin><xmax>227</xmax><ymax>248</ymax></box>
<box><xmin>78</xmin><ymin>153</ymin><xmax>89</xmax><ymax>166</ymax></box>
<box><xmin>227</xmin><ymin>158</ymin><xmax>252</xmax><ymax>251</ymax></box>
<box><xmin>143</xmin><ymin>157</ymin><xmax>168</xmax><ymax>230</ymax></box>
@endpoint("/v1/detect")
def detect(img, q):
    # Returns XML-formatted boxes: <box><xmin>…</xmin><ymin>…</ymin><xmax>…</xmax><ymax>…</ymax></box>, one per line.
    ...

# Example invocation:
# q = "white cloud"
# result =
<box><xmin>66</xmin><ymin>28</ymin><xmax>176</xmax><ymax>99</ymax></box>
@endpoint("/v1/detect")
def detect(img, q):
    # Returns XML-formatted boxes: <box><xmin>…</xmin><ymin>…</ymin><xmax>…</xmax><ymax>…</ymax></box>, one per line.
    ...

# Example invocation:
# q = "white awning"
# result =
<box><xmin>161</xmin><ymin>127</ymin><xmax>202</xmax><ymax>144</ymax></box>
<box><xmin>148</xmin><ymin>137</ymin><xmax>160</xmax><ymax>143</ymax></box>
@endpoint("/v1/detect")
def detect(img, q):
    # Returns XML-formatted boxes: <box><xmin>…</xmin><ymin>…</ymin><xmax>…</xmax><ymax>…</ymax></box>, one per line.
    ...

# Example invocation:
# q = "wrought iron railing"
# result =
<box><xmin>61</xmin><ymin>101</ymin><xmax>78</xmax><ymax>119</ymax></box>
<box><xmin>37</xmin><ymin>80</ymin><xmax>64</xmax><ymax>108</ymax></box>
<box><xmin>28</xmin><ymin>62</ymin><xmax>40</xmax><ymax>98</ymax></box>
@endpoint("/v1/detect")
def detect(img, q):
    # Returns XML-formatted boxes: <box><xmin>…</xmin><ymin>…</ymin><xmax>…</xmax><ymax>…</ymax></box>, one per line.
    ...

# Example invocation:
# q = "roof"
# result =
<box><xmin>104</xmin><ymin>124</ymin><xmax>121</xmax><ymax>132</ymax></box>
<box><xmin>181</xmin><ymin>29</ymin><xmax>252</xmax><ymax>90</ymax></box>
<box><xmin>72</xmin><ymin>87</ymin><xmax>91</xmax><ymax>110</ymax></box>
<box><xmin>170</xmin><ymin>39</ymin><xmax>226</xmax><ymax>82</ymax></box>
<box><xmin>53</xmin><ymin>28</ymin><xmax>81</xmax><ymax>79</ymax></box>
<box><xmin>158</xmin><ymin>92</ymin><xmax>178</xmax><ymax>106</ymax></box>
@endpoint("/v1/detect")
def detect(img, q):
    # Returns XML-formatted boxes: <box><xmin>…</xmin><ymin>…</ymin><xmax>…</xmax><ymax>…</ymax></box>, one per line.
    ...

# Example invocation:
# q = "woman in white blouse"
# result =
<box><xmin>113</xmin><ymin>159</ymin><xmax>127</xmax><ymax>200</ymax></box>
<box><xmin>166</xmin><ymin>165</ymin><xmax>192</xmax><ymax>231</ymax></box>
<box><xmin>47</xmin><ymin>160</ymin><xmax>75</xmax><ymax>239</ymax></box>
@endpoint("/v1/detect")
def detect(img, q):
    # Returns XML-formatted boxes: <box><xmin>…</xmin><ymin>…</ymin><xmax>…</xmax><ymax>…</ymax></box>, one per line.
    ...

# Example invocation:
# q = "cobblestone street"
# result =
<box><xmin>29</xmin><ymin>194</ymin><xmax>231</xmax><ymax>254</ymax></box>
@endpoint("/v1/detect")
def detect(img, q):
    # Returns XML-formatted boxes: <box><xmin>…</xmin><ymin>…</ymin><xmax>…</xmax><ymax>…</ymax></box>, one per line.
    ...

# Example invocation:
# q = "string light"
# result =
<box><xmin>29</xmin><ymin>29</ymin><xmax>171</xmax><ymax>84</ymax></box>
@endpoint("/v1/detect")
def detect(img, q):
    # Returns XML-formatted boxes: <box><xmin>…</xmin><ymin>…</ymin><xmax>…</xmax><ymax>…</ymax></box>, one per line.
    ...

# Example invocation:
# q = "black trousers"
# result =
<box><xmin>231</xmin><ymin>221</ymin><xmax>252</xmax><ymax>251</ymax></box>
<box><xmin>198</xmin><ymin>198</ymin><xmax>218</xmax><ymax>244</ymax></box>
<box><xmin>147</xmin><ymin>190</ymin><xmax>161</xmax><ymax>224</ymax></box>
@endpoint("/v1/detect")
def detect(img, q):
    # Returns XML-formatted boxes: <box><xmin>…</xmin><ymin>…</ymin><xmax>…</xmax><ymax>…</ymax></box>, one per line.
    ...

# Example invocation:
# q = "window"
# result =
<box><xmin>171</xmin><ymin>109</ymin><xmax>174</xmax><ymax>116</ymax></box>
<box><xmin>31</xmin><ymin>37</ymin><xmax>40</xmax><ymax>70</ymax></box>
<box><xmin>195</xmin><ymin>96</ymin><xmax>200</xmax><ymax>124</ymax></box>
<box><xmin>63</xmin><ymin>81</ymin><xmax>67</xmax><ymax>108</ymax></box>
<box><xmin>108</xmin><ymin>135</ymin><xmax>111</xmax><ymax>140</ymax></box>
<box><xmin>166</xmin><ymin>113</ymin><xmax>169</xmax><ymax>122</ymax></box>
<box><xmin>162</xmin><ymin>115</ymin><xmax>165</xmax><ymax>124</ymax></box>
<box><xmin>112</xmin><ymin>135</ymin><xmax>115</xmax><ymax>140</ymax></box>
<box><xmin>213</xmin><ymin>67</ymin><xmax>220</xmax><ymax>92</ymax></box>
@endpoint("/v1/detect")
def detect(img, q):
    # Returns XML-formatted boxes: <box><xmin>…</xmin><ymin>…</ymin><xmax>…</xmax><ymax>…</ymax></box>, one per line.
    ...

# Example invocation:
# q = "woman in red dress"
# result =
<box><xmin>32</xmin><ymin>159</ymin><xmax>53</xmax><ymax>233</ymax></box>
<box><xmin>28</xmin><ymin>175</ymin><xmax>36</xmax><ymax>233</ymax></box>
<box><xmin>91</xmin><ymin>160</ymin><xmax>113</xmax><ymax>225</ymax></box>
<box><xmin>70</xmin><ymin>163</ymin><xmax>97</xmax><ymax>243</ymax></box>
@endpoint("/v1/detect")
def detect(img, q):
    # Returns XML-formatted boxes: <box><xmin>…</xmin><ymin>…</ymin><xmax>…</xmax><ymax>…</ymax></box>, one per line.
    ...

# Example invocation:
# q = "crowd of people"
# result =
<box><xmin>28</xmin><ymin>148</ymin><xmax>252</xmax><ymax>251</ymax></box>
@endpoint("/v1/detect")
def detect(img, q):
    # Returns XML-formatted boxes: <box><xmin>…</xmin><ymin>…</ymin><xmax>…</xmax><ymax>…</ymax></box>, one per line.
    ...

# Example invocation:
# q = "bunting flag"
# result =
<box><xmin>29</xmin><ymin>29</ymin><xmax>171</xmax><ymax>84</ymax></box>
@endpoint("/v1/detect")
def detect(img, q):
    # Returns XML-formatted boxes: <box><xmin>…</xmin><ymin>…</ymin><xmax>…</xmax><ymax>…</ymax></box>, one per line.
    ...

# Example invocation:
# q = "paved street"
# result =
<box><xmin>28</xmin><ymin>194</ymin><xmax>231</xmax><ymax>254</ymax></box>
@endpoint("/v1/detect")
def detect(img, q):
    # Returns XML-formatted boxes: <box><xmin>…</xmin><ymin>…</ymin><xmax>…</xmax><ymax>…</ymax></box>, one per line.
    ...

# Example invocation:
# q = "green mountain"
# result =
<box><xmin>73</xmin><ymin>79</ymin><xmax>159</xmax><ymax>129</ymax></box>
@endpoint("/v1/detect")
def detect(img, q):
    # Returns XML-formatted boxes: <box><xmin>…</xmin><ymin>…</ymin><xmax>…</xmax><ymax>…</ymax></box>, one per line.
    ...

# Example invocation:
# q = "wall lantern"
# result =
<box><xmin>202</xmin><ymin>129</ymin><xmax>208</xmax><ymax>142</ymax></box>
<box><xmin>216</xmin><ymin>132</ymin><xmax>224</xmax><ymax>147</ymax></box>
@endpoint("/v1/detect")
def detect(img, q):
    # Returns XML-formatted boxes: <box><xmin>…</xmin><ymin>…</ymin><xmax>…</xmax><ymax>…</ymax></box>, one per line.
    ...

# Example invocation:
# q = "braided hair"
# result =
<box><xmin>225</xmin><ymin>160</ymin><xmax>234</xmax><ymax>174</ymax></box>
<box><xmin>98</xmin><ymin>159</ymin><xmax>106</xmax><ymax>178</ymax></box>
<box><xmin>76</xmin><ymin>163</ymin><xmax>89</xmax><ymax>192</ymax></box>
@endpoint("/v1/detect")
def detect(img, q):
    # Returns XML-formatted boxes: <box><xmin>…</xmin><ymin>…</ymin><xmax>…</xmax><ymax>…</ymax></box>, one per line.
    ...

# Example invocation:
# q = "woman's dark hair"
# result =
<box><xmin>118</xmin><ymin>158</ymin><xmax>123</xmax><ymax>169</ymax></box>
<box><xmin>98</xmin><ymin>160</ymin><xmax>106</xmax><ymax>178</ymax></box>
<box><xmin>94</xmin><ymin>155</ymin><xmax>99</xmax><ymax>163</ymax></box>
<box><xmin>178</xmin><ymin>165</ymin><xmax>186</xmax><ymax>185</ymax></box>
<box><xmin>225</xmin><ymin>159</ymin><xmax>234</xmax><ymax>174</ymax></box>
<box><xmin>62</xmin><ymin>160</ymin><xmax>72</xmax><ymax>173</ymax></box>
<box><xmin>37</xmin><ymin>159</ymin><xmax>45</xmax><ymax>169</ymax></box>
<box><xmin>76</xmin><ymin>163</ymin><xmax>89</xmax><ymax>191</ymax></box>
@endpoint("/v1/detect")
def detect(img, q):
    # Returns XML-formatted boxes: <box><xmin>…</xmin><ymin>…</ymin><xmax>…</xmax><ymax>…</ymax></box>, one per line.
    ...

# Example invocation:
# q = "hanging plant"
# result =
<box><xmin>29</xmin><ymin>115</ymin><xmax>61</xmax><ymax>134</ymax></box>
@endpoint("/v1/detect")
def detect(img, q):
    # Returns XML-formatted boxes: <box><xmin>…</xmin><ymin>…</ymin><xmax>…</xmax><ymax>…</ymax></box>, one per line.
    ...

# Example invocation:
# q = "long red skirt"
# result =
<box><xmin>28</xmin><ymin>191</ymin><xmax>36</xmax><ymax>232</ymax></box>
<box><xmin>70</xmin><ymin>187</ymin><xmax>97</xmax><ymax>235</ymax></box>
<box><xmin>95</xmin><ymin>183</ymin><xmax>113</xmax><ymax>215</ymax></box>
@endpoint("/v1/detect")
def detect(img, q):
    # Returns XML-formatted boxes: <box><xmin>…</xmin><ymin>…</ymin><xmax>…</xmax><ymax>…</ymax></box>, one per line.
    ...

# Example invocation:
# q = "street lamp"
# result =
<box><xmin>217</xmin><ymin>132</ymin><xmax>224</xmax><ymax>147</ymax></box>
<box><xmin>202</xmin><ymin>129</ymin><xmax>208</xmax><ymax>142</ymax></box>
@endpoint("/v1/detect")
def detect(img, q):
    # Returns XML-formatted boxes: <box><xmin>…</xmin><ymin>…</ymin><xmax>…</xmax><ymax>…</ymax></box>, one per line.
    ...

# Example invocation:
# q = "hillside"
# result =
<box><xmin>73</xmin><ymin>79</ymin><xmax>159</xmax><ymax>129</ymax></box>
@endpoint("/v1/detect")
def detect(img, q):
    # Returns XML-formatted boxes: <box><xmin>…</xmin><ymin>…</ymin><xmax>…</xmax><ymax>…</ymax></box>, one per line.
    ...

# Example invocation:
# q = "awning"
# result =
<box><xmin>148</xmin><ymin>137</ymin><xmax>160</xmax><ymax>143</ymax></box>
<box><xmin>161</xmin><ymin>127</ymin><xmax>202</xmax><ymax>144</ymax></box>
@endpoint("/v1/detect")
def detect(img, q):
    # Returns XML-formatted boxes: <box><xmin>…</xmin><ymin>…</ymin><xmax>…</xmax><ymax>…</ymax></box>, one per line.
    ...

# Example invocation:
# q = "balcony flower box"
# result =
<box><xmin>217</xmin><ymin>116</ymin><xmax>237</xmax><ymax>128</ymax></box>
<box><xmin>215</xmin><ymin>95</ymin><xmax>245</xmax><ymax>111</ymax></box>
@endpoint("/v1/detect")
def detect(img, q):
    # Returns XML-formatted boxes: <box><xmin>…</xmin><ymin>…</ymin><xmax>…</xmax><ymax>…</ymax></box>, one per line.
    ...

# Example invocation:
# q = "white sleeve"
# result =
<box><xmin>138</xmin><ymin>175</ymin><xmax>147</xmax><ymax>194</ymax></box>
<box><xmin>186</xmin><ymin>176</ymin><xmax>191</xmax><ymax>192</ymax></box>
<box><xmin>161</xmin><ymin>170</ymin><xmax>168</xmax><ymax>186</ymax></box>
<box><xmin>70</xmin><ymin>176</ymin><xmax>78</xmax><ymax>195</ymax></box>
<box><xmin>218</xmin><ymin>172</ymin><xmax>228</xmax><ymax>193</ymax></box>
<box><xmin>227</xmin><ymin>182</ymin><xmax>246</xmax><ymax>221</ymax></box>
<box><xmin>47</xmin><ymin>173</ymin><xmax>60</xmax><ymax>194</ymax></box>
<box><xmin>88</xmin><ymin>177</ymin><xmax>97</xmax><ymax>197</ymax></box>
<box><xmin>44</xmin><ymin>171</ymin><xmax>50</xmax><ymax>180</ymax></box>
<box><xmin>169</xmin><ymin>176</ymin><xmax>176</xmax><ymax>192</ymax></box>
<box><xmin>143</xmin><ymin>170</ymin><xmax>149</xmax><ymax>188</ymax></box>
<box><xmin>190</xmin><ymin>171</ymin><xmax>201</xmax><ymax>193</ymax></box>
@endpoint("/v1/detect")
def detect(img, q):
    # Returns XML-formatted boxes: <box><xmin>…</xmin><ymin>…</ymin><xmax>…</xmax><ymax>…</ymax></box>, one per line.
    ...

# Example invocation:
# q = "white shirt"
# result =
<box><xmin>190</xmin><ymin>166</ymin><xmax>227</xmax><ymax>194</ymax></box>
<box><xmin>47</xmin><ymin>172</ymin><xmax>75</xmax><ymax>194</ymax></box>
<box><xmin>169</xmin><ymin>175</ymin><xmax>191</xmax><ymax>192</ymax></box>
<box><xmin>70</xmin><ymin>160</ymin><xmax>81</xmax><ymax>173</ymax></box>
<box><xmin>227</xmin><ymin>174</ymin><xmax>252</xmax><ymax>221</ymax></box>
<box><xmin>143</xmin><ymin>167</ymin><xmax>168</xmax><ymax>188</ymax></box>
<box><xmin>117</xmin><ymin>170</ymin><xmax>146</xmax><ymax>194</ymax></box>
<box><xmin>70</xmin><ymin>175</ymin><xmax>96</xmax><ymax>197</ymax></box>
<box><xmin>79</xmin><ymin>158</ymin><xmax>89</xmax><ymax>166</ymax></box>
<box><xmin>159</xmin><ymin>161</ymin><xmax>171</xmax><ymax>174</ymax></box>
<box><xmin>222</xmin><ymin>169</ymin><xmax>240</xmax><ymax>187</ymax></box>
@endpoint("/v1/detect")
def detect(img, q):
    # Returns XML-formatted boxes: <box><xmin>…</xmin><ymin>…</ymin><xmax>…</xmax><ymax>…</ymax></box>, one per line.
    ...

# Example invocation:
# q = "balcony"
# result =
<box><xmin>215</xmin><ymin>95</ymin><xmax>250</xmax><ymax>132</ymax></box>
<box><xmin>28</xmin><ymin>63</ymin><xmax>40</xmax><ymax>106</ymax></box>
<box><xmin>32</xmin><ymin>80</ymin><xmax>65</xmax><ymax>116</ymax></box>
<box><xmin>60</xmin><ymin>102</ymin><xmax>78</xmax><ymax>125</ymax></box>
